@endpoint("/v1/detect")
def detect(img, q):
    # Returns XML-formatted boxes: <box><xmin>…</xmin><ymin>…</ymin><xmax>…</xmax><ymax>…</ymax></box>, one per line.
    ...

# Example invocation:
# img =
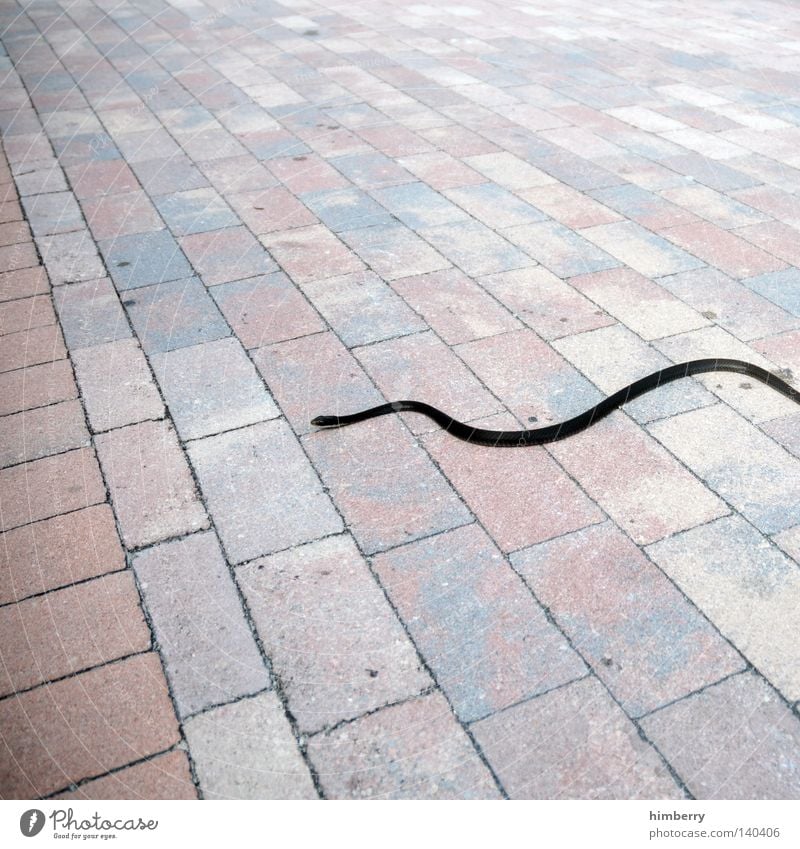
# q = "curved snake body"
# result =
<box><xmin>311</xmin><ymin>359</ymin><xmax>800</xmax><ymax>447</ymax></box>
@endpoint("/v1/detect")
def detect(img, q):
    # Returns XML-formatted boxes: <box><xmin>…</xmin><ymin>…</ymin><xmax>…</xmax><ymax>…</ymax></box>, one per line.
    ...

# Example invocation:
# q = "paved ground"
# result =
<box><xmin>1</xmin><ymin>0</ymin><xmax>800</xmax><ymax>800</ymax></box>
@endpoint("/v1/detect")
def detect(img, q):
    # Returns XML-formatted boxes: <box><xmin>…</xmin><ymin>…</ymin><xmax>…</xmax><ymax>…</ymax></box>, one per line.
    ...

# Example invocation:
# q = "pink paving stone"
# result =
<box><xmin>418</xmin><ymin>124</ymin><xmax>500</xmax><ymax>157</ymax></box>
<box><xmin>391</xmin><ymin>267</ymin><xmax>520</xmax><ymax>345</ymax></box>
<box><xmin>0</xmin><ymin>359</ymin><xmax>77</xmax><ymax>417</ymax></box>
<box><xmin>0</xmin><ymin>398</ymin><xmax>90</xmax><ymax>468</ymax></box>
<box><xmin>238</xmin><ymin>534</ymin><xmax>431</xmax><ymax>733</ymax></box>
<box><xmin>511</xmin><ymin>521</ymin><xmax>744</xmax><ymax>716</ymax></box>
<box><xmin>356</xmin><ymin>124</ymin><xmax>435</xmax><ymax>158</ymax></box>
<box><xmin>187</xmin><ymin>418</ymin><xmax>342</xmax><ymax>563</ymax></box>
<box><xmin>71</xmin><ymin>338</ymin><xmax>164</xmax><ymax>432</ymax></box>
<box><xmin>83</xmin><ymin>190</ymin><xmax>163</xmax><ymax>240</ymax></box>
<box><xmin>734</xmin><ymin>219</ymin><xmax>800</xmax><ymax>268</ymax></box>
<box><xmin>0</xmin><ymin>652</ymin><xmax>180</xmax><ymax>798</ymax></box>
<box><xmin>640</xmin><ymin>672</ymin><xmax>800</xmax><ymax>799</ymax></box>
<box><xmin>260</xmin><ymin>224</ymin><xmax>364</xmax><ymax>284</ymax></box>
<box><xmin>95</xmin><ymin>419</ymin><xmax>208</xmax><ymax>549</ymax></box>
<box><xmin>0</xmin><ymin>504</ymin><xmax>124</xmax><ymax>605</ymax></box>
<box><xmin>0</xmin><ymin>323</ymin><xmax>66</xmax><ymax>373</ymax></box>
<box><xmin>266</xmin><ymin>153</ymin><xmax>350</xmax><ymax>194</ymax></box>
<box><xmin>0</xmin><ymin>266</ymin><xmax>49</xmax><ymax>302</ymax></box>
<box><xmin>0</xmin><ymin>220</ymin><xmax>31</xmax><ymax>246</ymax></box>
<box><xmin>397</xmin><ymin>151</ymin><xmax>486</xmax><ymax>190</ymax></box>
<box><xmin>0</xmin><ymin>570</ymin><xmax>150</xmax><ymax>697</ymax></box>
<box><xmin>179</xmin><ymin>226</ymin><xmax>276</xmax><ymax>286</ymax></box>
<box><xmin>307</xmin><ymin>691</ymin><xmax>501</xmax><ymax>799</ymax></box>
<box><xmin>548</xmin><ymin>411</ymin><xmax>727</xmax><ymax>545</ymax></box>
<box><xmin>227</xmin><ymin>185</ymin><xmax>318</xmax><ymax>234</ymax></box>
<box><xmin>304</xmin><ymin>415</ymin><xmax>471</xmax><ymax>555</ymax></box>
<box><xmin>661</xmin><ymin>220</ymin><xmax>786</xmax><ymax>279</ymax></box>
<box><xmin>521</xmin><ymin>183</ymin><xmax>622</xmax><ymax>229</ymax></box>
<box><xmin>730</xmin><ymin>184</ymin><xmax>800</xmax><ymax>229</ymax></box>
<box><xmin>252</xmin><ymin>330</ymin><xmax>384</xmax><ymax>436</ymax></box>
<box><xmin>569</xmin><ymin>266</ymin><xmax>708</xmax><ymax>340</ymax></box>
<box><xmin>210</xmin><ymin>271</ymin><xmax>324</xmax><ymax>349</ymax></box>
<box><xmin>55</xmin><ymin>750</ymin><xmax>197</xmax><ymax>800</ymax></box>
<box><xmin>197</xmin><ymin>154</ymin><xmax>278</xmax><ymax>194</ymax></box>
<box><xmin>354</xmin><ymin>331</ymin><xmax>502</xmax><ymax>434</ymax></box>
<box><xmin>478</xmin><ymin>266</ymin><xmax>614</xmax><ymax>341</ymax></box>
<box><xmin>65</xmin><ymin>159</ymin><xmax>140</xmax><ymax>200</ymax></box>
<box><xmin>658</xmin><ymin>184</ymin><xmax>767</xmax><ymax>230</ymax></box>
<box><xmin>0</xmin><ymin>294</ymin><xmax>55</xmax><ymax>336</ymax></box>
<box><xmin>0</xmin><ymin>448</ymin><xmax>106</xmax><ymax>533</ymax></box>
<box><xmin>0</xmin><ymin>241</ymin><xmax>40</xmax><ymax>273</ymax></box>
<box><xmin>471</xmin><ymin>676</ymin><xmax>682</xmax><ymax>800</ymax></box>
<box><xmin>339</xmin><ymin>222</ymin><xmax>451</xmax><ymax>281</ymax></box>
<box><xmin>373</xmin><ymin>524</ymin><xmax>586</xmax><ymax>722</ymax></box>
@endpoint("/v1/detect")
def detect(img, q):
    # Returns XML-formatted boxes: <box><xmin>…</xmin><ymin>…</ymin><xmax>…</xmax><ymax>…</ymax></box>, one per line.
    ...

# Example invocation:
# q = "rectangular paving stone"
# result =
<box><xmin>54</xmin><ymin>276</ymin><xmax>132</xmax><ymax>349</ymax></box>
<box><xmin>742</xmin><ymin>268</ymin><xmax>800</xmax><ymax>316</ymax></box>
<box><xmin>303</xmin><ymin>269</ymin><xmax>425</xmax><ymax>347</ymax></box>
<box><xmin>588</xmin><ymin>183</ymin><xmax>698</xmax><ymax>230</ymax></box>
<box><xmin>0</xmin><ymin>504</ymin><xmax>124</xmax><ymax>605</ymax></box>
<box><xmin>39</xmin><ymin>229</ymin><xmax>106</xmax><ymax>285</ymax></box>
<box><xmin>569</xmin><ymin>266</ymin><xmax>708</xmax><ymax>340</ymax></box>
<box><xmin>151</xmin><ymin>337</ymin><xmax>279</xmax><ymax>441</ymax></box>
<box><xmin>99</xmin><ymin>229</ymin><xmax>193</xmax><ymax>290</ymax></box>
<box><xmin>0</xmin><ymin>265</ymin><xmax>49</xmax><ymax>302</ymax></box>
<box><xmin>83</xmin><ymin>190</ymin><xmax>163</xmax><ymax>241</ymax></box>
<box><xmin>464</xmin><ymin>152</ymin><xmax>555</xmax><ymax>189</ymax></box>
<box><xmin>188</xmin><ymin>418</ymin><xmax>342</xmax><ymax>563</ymax></box>
<box><xmin>649</xmin><ymin>403</ymin><xmax>800</xmax><ymax>534</ymax></box>
<box><xmin>0</xmin><ymin>359</ymin><xmax>77</xmax><ymax>417</ymax></box>
<box><xmin>329</xmin><ymin>151</ymin><xmax>414</xmax><ymax>189</ymax></box>
<box><xmin>260</xmin><ymin>224</ymin><xmax>364</xmax><ymax>284</ymax></box>
<box><xmin>66</xmin><ymin>158</ymin><xmax>140</xmax><ymax>199</ymax></box>
<box><xmin>472</xmin><ymin>676</ymin><xmax>682</xmax><ymax>799</ymax></box>
<box><xmin>124</xmin><ymin>276</ymin><xmax>230</xmax><ymax>353</ymax></box>
<box><xmin>398</xmin><ymin>151</ymin><xmax>486</xmax><ymax>190</ymax></box>
<box><xmin>374</xmin><ymin>524</ymin><xmax>586</xmax><ymax>722</ymax></box>
<box><xmin>0</xmin><ymin>293</ymin><xmax>54</xmax><ymax>336</ymax></box>
<box><xmin>445</xmin><ymin>182</ymin><xmax>548</xmax><ymax>229</ymax></box>
<box><xmin>267</xmin><ymin>153</ymin><xmax>350</xmax><ymax>194</ymax></box>
<box><xmin>21</xmin><ymin>191</ymin><xmax>84</xmax><ymax>237</ymax></box>
<box><xmin>339</xmin><ymin>222</ymin><xmax>451</xmax><ymax>281</ymax></box>
<box><xmin>0</xmin><ymin>399</ymin><xmax>90</xmax><ymax>468</ymax></box>
<box><xmin>133</xmin><ymin>530</ymin><xmax>269</xmax><ymax>718</ymax></box>
<box><xmin>179</xmin><ymin>225</ymin><xmax>277</xmax><ymax>286</ymax></box>
<box><xmin>735</xmin><ymin>219</ymin><xmax>800</xmax><ymax>268</ymax></box>
<box><xmin>0</xmin><ymin>652</ymin><xmax>180</xmax><ymax>798</ymax></box>
<box><xmin>513</xmin><ymin>521</ymin><xmax>744</xmax><ymax>716</ymax></box>
<box><xmin>307</xmin><ymin>691</ymin><xmax>501</xmax><ymax>799</ymax></box>
<box><xmin>647</xmin><ymin>515</ymin><xmax>800</xmax><ymax>702</ymax></box>
<box><xmin>72</xmin><ymin>338</ymin><xmax>164</xmax><ymax>432</ymax></box>
<box><xmin>0</xmin><ymin>447</ymin><xmax>105</xmax><ymax>532</ymax></box>
<box><xmin>154</xmin><ymin>187</ymin><xmax>239</xmax><ymax>236</ymax></box>
<box><xmin>661</xmin><ymin>220</ymin><xmax>786</xmax><ymax>279</ymax></box>
<box><xmin>372</xmin><ymin>182</ymin><xmax>470</xmax><ymax>229</ymax></box>
<box><xmin>184</xmin><ymin>690</ymin><xmax>317</xmax><ymax>799</ymax></box>
<box><xmin>503</xmin><ymin>220</ymin><xmax>620</xmax><ymax>278</ymax></box>
<box><xmin>640</xmin><ymin>672</ymin><xmax>800</xmax><ymax>799</ymax></box>
<box><xmin>252</xmin><ymin>330</ymin><xmax>384</xmax><ymax>436</ymax></box>
<box><xmin>239</xmin><ymin>534</ymin><xmax>430</xmax><ymax>731</ymax></box>
<box><xmin>520</xmin><ymin>183</ymin><xmax>621</xmax><ymax>229</ymax></box>
<box><xmin>354</xmin><ymin>331</ymin><xmax>502</xmax><ymax>434</ymax></box>
<box><xmin>731</xmin><ymin>184</ymin><xmax>800</xmax><ymax>229</ymax></box>
<box><xmin>0</xmin><ymin>323</ymin><xmax>66</xmax><ymax>373</ymax></box>
<box><xmin>0</xmin><ymin>570</ymin><xmax>150</xmax><ymax>697</ymax></box>
<box><xmin>55</xmin><ymin>749</ymin><xmax>197</xmax><ymax>800</ymax></box>
<box><xmin>96</xmin><ymin>419</ymin><xmax>208</xmax><ymax>549</ymax></box>
<box><xmin>299</xmin><ymin>186</ymin><xmax>393</xmax><ymax>233</ymax></box>
<box><xmin>659</xmin><ymin>184</ymin><xmax>768</xmax><ymax>229</ymax></box>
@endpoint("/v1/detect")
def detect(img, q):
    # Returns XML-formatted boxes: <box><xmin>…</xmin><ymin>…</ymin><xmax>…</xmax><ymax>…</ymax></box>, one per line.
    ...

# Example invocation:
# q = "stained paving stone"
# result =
<box><xmin>339</xmin><ymin>222</ymin><xmax>451</xmax><ymax>281</ymax></box>
<box><xmin>0</xmin><ymin>359</ymin><xmax>77</xmax><ymax>417</ymax></box>
<box><xmin>307</xmin><ymin>691</ymin><xmax>501</xmax><ymax>799</ymax></box>
<box><xmin>123</xmin><ymin>276</ymin><xmax>230</xmax><ymax>354</ymax></box>
<box><xmin>38</xmin><ymin>230</ymin><xmax>106</xmax><ymax>285</ymax></box>
<box><xmin>0</xmin><ymin>504</ymin><xmax>124</xmax><ymax>605</ymax></box>
<box><xmin>512</xmin><ymin>521</ymin><xmax>744</xmax><ymax>716</ymax></box>
<box><xmin>95</xmin><ymin>419</ymin><xmax>208</xmax><ymax>549</ymax></box>
<box><xmin>0</xmin><ymin>448</ymin><xmax>105</xmax><ymax>533</ymax></box>
<box><xmin>569</xmin><ymin>267</ymin><xmax>708</xmax><ymax>340</ymax></box>
<box><xmin>0</xmin><ymin>570</ymin><xmax>150</xmax><ymax>697</ymax></box>
<box><xmin>72</xmin><ymin>338</ymin><xmax>164</xmax><ymax>432</ymax></box>
<box><xmin>371</xmin><ymin>182</ymin><xmax>470</xmax><ymax>229</ymax></box>
<box><xmin>648</xmin><ymin>404</ymin><xmax>800</xmax><ymax>535</ymax></box>
<box><xmin>303</xmin><ymin>269</ymin><xmax>425</xmax><ymax>347</ymax></box>
<box><xmin>445</xmin><ymin>182</ymin><xmax>548</xmax><ymax>229</ymax></box>
<box><xmin>151</xmin><ymin>337</ymin><xmax>279</xmax><ymax>441</ymax></box>
<box><xmin>226</xmin><ymin>185</ymin><xmax>317</xmax><ymax>234</ymax></box>
<box><xmin>55</xmin><ymin>750</ymin><xmax>197</xmax><ymax>800</ymax></box>
<box><xmin>21</xmin><ymin>191</ymin><xmax>84</xmax><ymax>237</ymax></box>
<box><xmin>132</xmin><ymin>155</ymin><xmax>209</xmax><ymax>197</ymax></box>
<box><xmin>188</xmin><ymin>418</ymin><xmax>342</xmax><ymax>564</ymax></box>
<box><xmin>472</xmin><ymin>676</ymin><xmax>683</xmax><ymax>800</ymax></box>
<box><xmin>184</xmin><ymin>690</ymin><xmax>317</xmax><ymax>799</ymax></box>
<box><xmin>329</xmin><ymin>151</ymin><xmax>415</xmax><ymax>189</ymax></box>
<box><xmin>239</xmin><ymin>534</ymin><xmax>430</xmax><ymax>732</ymax></box>
<box><xmin>54</xmin><ymin>276</ymin><xmax>132</xmax><ymax>349</ymax></box>
<box><xmin>267</xmin><ymin>153</ymin><xmax>350</xmax><ymax>194</ymax></box>
<box><xmin>0</xmin><ymin>652</ymin><xmax>180</xmax><ymax>798</ymax></box>
<box><xmin>646</xmin><ymin>515</ymin><xmax>800</xmax><ymax>702</ymax></box>
<box><xmin>83</xmin><ymin>190</ymin><xmax>163</xmax><ymax>241</ymax></box>
<box><xmin>179</xmin><ymin>226</ymin><xmax>277</xmax><ymax>286</ymax></box>
<box><xmin>0</xmin><ymin>398</ymin><xmax>90</xmax><ymax>468</ymax></box>
<box><xmin>260</xmin><ymin>224</ymin><xmax>364</xmax><ymax>284</ymax></box>
<box><xmin>252</xmin><ymin>330</ymin><xmax>384</xmax><ymax>436</ymax></box>
<box><xmin>640</xmin><ymin>672</ymin><xmax>800</xmax><ymax>799</ymax></box>
<box><xmin>99</xmin><ymin>229</ymin><xmax>193</xmax><ymax>290</ymax></box>
<box><xmin>742</xmin><ymin>268</ymin><xmax>800</xmax><ymax>316</ymax></box>
<box><xmin>373</xmin><ymin>524</ymin><xmax>586</xmax><ymax>722</ymax></box>
<box><xmin>0</xmin><ymin>292</ymin><xmax>54</xmax><ymax>336</ymax></box>
<box><xmin>210</xmin><ymin>271</ymin><xmax>323</xmax><ymax>349</ymax></box>
<box><xmin>299</xmin><ymin>186</ymin><xmax>393</xmax><ymax>232</ymax></box>
<box><xmin>133</xmin><ymin>531</ymin><xmax>269</xmax><ymax>719</ymax></box>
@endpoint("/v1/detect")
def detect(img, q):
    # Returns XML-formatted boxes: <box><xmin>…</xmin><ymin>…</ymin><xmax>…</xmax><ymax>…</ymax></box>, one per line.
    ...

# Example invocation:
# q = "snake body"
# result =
<box><xmin>311</xmin><ymin>359</ymin><xmax>800</xmax><ymax>447</ymax></box>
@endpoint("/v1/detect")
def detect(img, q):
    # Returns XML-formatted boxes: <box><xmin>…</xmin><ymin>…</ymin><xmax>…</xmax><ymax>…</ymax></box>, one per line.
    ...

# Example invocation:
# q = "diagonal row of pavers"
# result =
<box><xmin>1</xmin><ymin>0</ymin><xmax>800</xmax><ymax>799</ymax></box>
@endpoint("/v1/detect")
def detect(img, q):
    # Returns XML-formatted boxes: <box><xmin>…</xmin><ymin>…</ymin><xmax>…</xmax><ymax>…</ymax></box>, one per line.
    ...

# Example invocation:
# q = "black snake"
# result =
<box><xmin>311</xmin><ymin>359</ymin><xmax>800</xmax><ymax>447</ymax></box>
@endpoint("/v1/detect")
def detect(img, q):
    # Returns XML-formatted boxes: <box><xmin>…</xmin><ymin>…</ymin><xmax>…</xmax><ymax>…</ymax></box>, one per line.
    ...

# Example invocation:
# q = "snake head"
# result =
<box><xmin>311</xmin><ymin>415</ymin><xmax>339</xmax><ymax>427</ymax></box>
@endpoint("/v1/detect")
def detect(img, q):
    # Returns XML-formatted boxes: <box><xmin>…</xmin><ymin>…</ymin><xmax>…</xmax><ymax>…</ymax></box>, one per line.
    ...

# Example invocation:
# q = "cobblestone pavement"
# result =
<box><xmin>1</xmin><ymin>0</ymin><xmax>800</xmax><ymax>800</ymax></box>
